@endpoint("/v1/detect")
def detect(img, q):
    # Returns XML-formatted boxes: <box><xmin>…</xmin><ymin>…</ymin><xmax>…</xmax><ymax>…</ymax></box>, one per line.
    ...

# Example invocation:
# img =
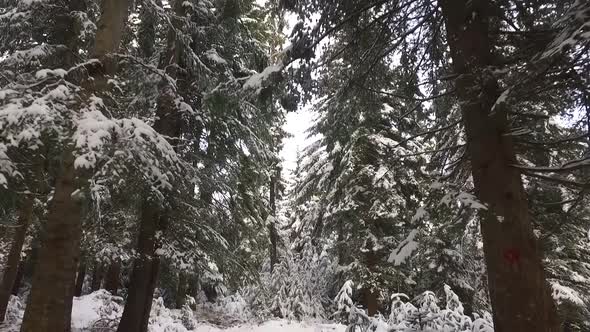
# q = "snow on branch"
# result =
<box><xmin>388</xmin><ymin>229</ymin><xmax>419</xmax><ymax>266</ymax></box>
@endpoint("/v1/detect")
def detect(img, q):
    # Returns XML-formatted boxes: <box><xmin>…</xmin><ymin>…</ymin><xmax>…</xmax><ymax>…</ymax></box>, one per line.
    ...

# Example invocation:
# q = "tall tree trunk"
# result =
<box><xmin>116</xmin><ymin>200</ymin><xmax>161</xmax><ymax>332</ymax></box>
<box><xmin>74</xmin><ymin>261</ymin><xmax>86</xmax><ymax>297</ymax></box>
<box><xmin>363</xmin><ymin>288</ymin><xmax>378</xmax><ymax>317</ymax></box>
<box><xmin>0</xmin><ymin>196</ymin><xmax>34</xmax><ymax>322</ymax></box>
<box><xmin>20</xmin><ymin>153</ymin><xmax>82</xmax><ymax>332</ymax></box>
<box><xmin>20</xmin><ymin>1</ymin><xmax>130</xmax><ymax>330</ymax></box>
<box><xmin>11</xmin><ymin>260</ymin><xmax>25</xmax><ymax>296</ymax></box>
<box><xmin>118</xmin><ymin>1</ymin><xmax>184</xmax><ymax>330</ymax></box>
<box><xmin>362</xmin><ymin>250</ymin><xmax>378</xmax><ymax>316</ymax></box>
<box><xmin>175</xmin><ymin>273</ymin><xmax>187</xmax><ymax>309</ymax></box>
<box><xmin>268</xmin><ymin>169</ymin><xmax>278</xmax><ymax>273</ymax></box>
<box><xmin>92</xmin><ymin>0</ymin><xmax>131</xmax><ymax>76</ymax></box>
<box><xmin>90</xmin><ymin>264</ymin><xmax>104</xmax><ymax>292</ymax></box>
<box><xmin>104</xmin><ymin>260</ymin><xmax>121</xmax><ymax>295</ymax></box>
<box><xmin>439</xmin><ymin>1</ymin><xmax>560</xmax><ymax>331</ymax></box>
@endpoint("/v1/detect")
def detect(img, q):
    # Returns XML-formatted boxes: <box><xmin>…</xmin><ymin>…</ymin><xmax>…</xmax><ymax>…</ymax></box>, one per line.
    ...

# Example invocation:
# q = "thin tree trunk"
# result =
<box><xmin>74</xmin><ymin>261</ymin><xmax>86</xmax><ymax>297</ymax></box>
<box><xmin>11</xmin><ymin>260</ymin><xmax>25</xmax><ymax>296</ymax></box>
<box><xmin>116</xmin><ymin>200</ymin><xmax>161</xmax><ymax>332</ymax></box>
<box><xmin>268</xmin><ymin>170</ymin><xmax>278</xmax><ymax>273</ymax></box>
<box><xmin>175</xmin><ymin>273</ymin><xmax>187</xmax><ymax>309</ymax></box>
<box><xmin>187</xmin><ymin>277</ymin><xmax>199</xmax><ymax>300</ymax></box>
<box><xmin>20</xmin><ymin>153</ymin><xmax>82</xmax><ymax>332</ymax></box>
<box><xmin>439</xmin><ymin>1</ymin><xmax>560</xmax><ymax>331</ymax></box>
<box><xmin>91</xmin><ymin>264</ymin><xmax>104</xmax><ymax>292</ymax></box>
<box><xmin>0</xmin><ymin>196</ymin><xmax>34</xmax><ymax>322</ymax></box>
<box><xmin>104</xmin><ymin>260</ymin><xmax>121</xmax><ymax>295</ymax></box>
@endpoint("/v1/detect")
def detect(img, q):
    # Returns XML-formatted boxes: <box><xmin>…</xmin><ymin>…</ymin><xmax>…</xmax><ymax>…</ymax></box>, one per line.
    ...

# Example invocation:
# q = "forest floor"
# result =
<box><xmin>0</xmin><ymin>290</ymin><xmax>345</xmax><ymax>332</ymax></box>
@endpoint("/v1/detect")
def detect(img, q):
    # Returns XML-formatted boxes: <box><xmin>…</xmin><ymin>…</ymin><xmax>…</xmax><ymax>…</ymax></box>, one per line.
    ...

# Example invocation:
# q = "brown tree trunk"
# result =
<box><xmin>268</xmin><ymin>169</ymin><xmax>278</xmax><ymax>273</ymax></box>
<box><xmin>74</xmin><ymin>261</ymin><xmax>86</xmax><ymax>297</ymax></box>
<box><xmin>20</xmin><ymin>0</ymin><xmax>130</xmax><ymax>330</ymax></box>
<box><xmin>91</xmin><ymin>264</ymin><xmax>104</xmax><ymax>292</ymax></box>
<box><xmin>438</xmin><ymin>1</ymin><xmax>560</xmax><ymax>331</ymax></box>
<box><xmin>118</xmin><ymin>1</ymin><xmax>185</xmax><ymax>330</ymax></box>
<box><xmin>116</xmin><ymin>200</ymin><xmax>161</xmax><ymax>332</ymax></box>
<box><xmin>175</xmin><ymin>273</ymin><xmax>187</xmax><ymax>309</ymax></box>
<box><xmin>93</xmin><ymin>0</ymin><xmax>131</xmax><ymax>75</ymax></box>
<box><xmin>11</xmin><ymin>260</ymin><xmax>25</xmax><ymax>296</ymax></box>
<box><xmin>104</xmin><ymin>260</ymin><xmax>121</xmax><ymax>295</ymax></box>
<box><xmin>363</xmin><ymin>288</ymin><xmax>378</xmax><ymax>317</ymax></box>
<box><xmin>362</xmin><ymin>250</ymin><xmax>378</xmax><ymax>316</ymax></box>
<box><xmin>0</xmin><ymin>196</ymin><xmax>34</xmax><ymax>322</ymax></box>
<box><xmin>20</xmin><ymin>153</ymin><xmax>83</xmax><ymax>332</ymax></box>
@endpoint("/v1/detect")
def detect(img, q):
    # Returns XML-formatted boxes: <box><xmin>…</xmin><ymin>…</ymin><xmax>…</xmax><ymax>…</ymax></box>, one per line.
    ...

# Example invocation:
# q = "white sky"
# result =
<box><xmin>280</xmin><ymin>106</ymin><xmax>314</xmax><ymax>175</ymax></box>
<box><xmin>267</xmin><ymin>4</ymin><xmax>316</xmax><ymax>178</ymax></box>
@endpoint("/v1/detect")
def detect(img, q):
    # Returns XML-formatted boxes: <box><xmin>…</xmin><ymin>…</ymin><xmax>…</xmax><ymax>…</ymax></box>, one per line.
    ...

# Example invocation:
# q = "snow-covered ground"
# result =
<box><xmin>193</xmin><ymin>321</ymin><xmax>344</xmax><ymax>332</ymax></box>
<box><xmin>0</xmin><ymin>291</ymin><xmax>345</xmax><ymax>332</ymax></box>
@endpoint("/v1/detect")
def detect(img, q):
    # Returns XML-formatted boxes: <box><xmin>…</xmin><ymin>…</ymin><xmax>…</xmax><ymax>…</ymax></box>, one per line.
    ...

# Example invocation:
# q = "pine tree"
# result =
<box><xmin>283</xmin><ymin>0</ymin><xmax>590</xmax><ymax>329</ymax></box>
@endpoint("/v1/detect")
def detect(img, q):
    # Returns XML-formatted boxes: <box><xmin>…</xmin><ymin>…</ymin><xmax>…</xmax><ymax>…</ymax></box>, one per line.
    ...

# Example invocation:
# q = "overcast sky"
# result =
<box><xmin>280</xmin><ymin>105</ymin><xmax>314</xmax><ymax>176</ymax></box>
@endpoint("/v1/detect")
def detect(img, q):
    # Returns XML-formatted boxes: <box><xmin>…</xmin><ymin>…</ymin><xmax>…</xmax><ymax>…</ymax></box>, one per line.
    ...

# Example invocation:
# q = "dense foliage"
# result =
<box><xmin>0</xmin><ymin>0</ymin><xmax>589</xmax><ymax>331</ymax></box>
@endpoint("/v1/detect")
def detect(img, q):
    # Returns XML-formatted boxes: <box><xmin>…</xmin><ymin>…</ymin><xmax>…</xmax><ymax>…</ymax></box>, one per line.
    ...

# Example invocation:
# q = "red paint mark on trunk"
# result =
<box><xmin>503</xmin><ymin>248</ymin><xmax>520</xmax><ymax>266</ymax></box>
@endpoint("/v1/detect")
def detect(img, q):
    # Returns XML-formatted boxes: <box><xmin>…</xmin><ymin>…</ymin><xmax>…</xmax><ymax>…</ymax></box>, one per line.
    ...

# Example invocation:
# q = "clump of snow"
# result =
<box><xmin>333</xmin><ymin>280</ymin><xmax>354</xmax><ymax>320</ymax></box>
<box><xmin>71</xmin><ymin>290</ymin><xmax>124</xmax><ymax>330</ymax></box>
<box><xmin>204</xmin><ymin>49</ymin><xmax>227</xmax><ymax>65</ymax></box>
<box><xmin>456</xmin><ymin>192</ymin><xmax>487</xmax><ymax>210</ymax></box>
<box><xmin>243</xmin><ymin>65</ymin><xmax>283</xmax><ymax>91</ymax></box>
<box><xmin>411</xmin><ymin>206</ymin><xmax>428</xmax><ymax>222</ymax></box>
<box><xmin>551</xmin><ymin>282</ymin><xmax>585</xmax><ymax>306</ymax></box>
<box><xmin>388</xmin><ymin>229</ymin><xmax>419</xmax><ymax>266</ymax></box>
<box><xmin>341</xmin><ymin>284</ymin><xmax>493</xmax><ymax>332</ymax></box>
<box><xmin>35</xmin><ymin>68</ymin><xmax>67</xmax><ymax>79</ymax></box>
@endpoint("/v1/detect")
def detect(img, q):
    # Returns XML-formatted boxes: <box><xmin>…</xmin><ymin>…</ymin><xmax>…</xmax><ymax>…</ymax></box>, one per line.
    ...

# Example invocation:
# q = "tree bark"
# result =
<box><xmin>116</xmin><ymin>200</ymin><xmax>161</xmax><ymax>332</ymax></box>
<box><xmin>175</xmin><ymin>273</ymin><xmax>187</xmax><ymax>309</ymax></box>
<box><xmin>268</xmin><ymin>169</ymin><xmax>278</xmax><ymax>273</ymax></box>
<box><xmin>118</xmin><ymin>1</ymin><xmax>185</xmax><ymax>330</ymax></box>
<box><xmin>363</xmin><ymin>288</ymin><xmax>378</xmax><ymax>317</ymax></box>
<box><xmin>93</xmin><ymin>0</ymin><xmax>131</xmax><ymax>75</ymax></box>
<box><xmin>438</xmin><ymin>1</ymin><xmax>560</xmax><ymax>331</ymax></box>
<box><xmin>20</xmin><ymin>0</ymin><xmax>130</xmax><ymax>330</ymax></box>
<box><xmin>0</xmin><ymin>196</ymin><xmax>34</xmax><ymax>322</ymax></box>
<box><xmin>20</xmin><ymin>153</ymin><xmax>82</xmax><ymax>332</ymax></box>
<box><xmin>90</xmin><ymin>264</ymin><xmax>104</xmax><ymax>292</ymax></box>
<box><xmin>74</xmin><ymin>261</ymin><xmax>86</xmax><ymax>297</ymax></box>
<box><xmin>362</xmin><ymin>250</ymin><xmax>378</xmax><ymax>316</ymax></box>
<box><xmin>11</xmin><ymin>260</ymin><xmax>25</xmax><ymax>296</ymax></box>
<box><xmin>104</xmin><ymin>260</ymin><xmax>121</xmax><ymax>296</ymax></box>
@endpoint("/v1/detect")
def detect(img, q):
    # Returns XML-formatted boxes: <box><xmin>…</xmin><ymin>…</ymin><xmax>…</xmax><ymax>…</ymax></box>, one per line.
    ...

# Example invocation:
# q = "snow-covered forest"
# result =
<box><xmin>0</xmin><ymin>0</ymin><xmax>589</xmax><ymax>331</ymax></box>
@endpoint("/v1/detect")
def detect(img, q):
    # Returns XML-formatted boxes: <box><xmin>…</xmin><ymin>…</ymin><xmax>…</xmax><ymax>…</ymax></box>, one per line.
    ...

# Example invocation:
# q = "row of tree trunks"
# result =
<box><xmin>438</xmin><ymin>1</ymin><xmax>560</xmax><ymax>331</ymax></box>
<box><xmin>74</xmin><ymin>260</ymin><xmax>121</xmax><ymax>297</ymax></box>
<box><xmin>0</xmin><ymin>196</ymin><xmax>34</xmax><ymax>322</ymax></box>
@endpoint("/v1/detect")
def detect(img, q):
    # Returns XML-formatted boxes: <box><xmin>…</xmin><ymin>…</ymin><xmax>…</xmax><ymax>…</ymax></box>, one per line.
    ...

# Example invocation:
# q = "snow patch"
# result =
<box><xmin>205</xmin><ymin>49</ymin><xmax>227</xmax><ymax>65</ymax></box>
<box><xmin>551</xmin><ymin>282</ymin><xmax>585</xmax><ymax>306</ymax></box>
<box><xmin>243</xmin><ymin>65</ymin><xmax>283</xmax><ymax>91</ymax></box>
<box><xmin>388</xmin><ymin>229</ymin><xmax>419</xmax><ymax>266</ymax></box>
